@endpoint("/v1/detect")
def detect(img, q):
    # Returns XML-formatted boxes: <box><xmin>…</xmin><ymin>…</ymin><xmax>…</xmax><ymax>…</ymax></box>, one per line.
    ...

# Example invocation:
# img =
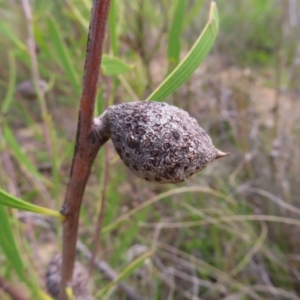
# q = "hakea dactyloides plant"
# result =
<box><xmin>57</xmin><ymin>1</ymin><xmax>222</xmax><ymax>299</ymax></box>
<box><xmin>0</xmin><ymin>0</ymin><xmax>224</xmax><ymax>299</ymax></box>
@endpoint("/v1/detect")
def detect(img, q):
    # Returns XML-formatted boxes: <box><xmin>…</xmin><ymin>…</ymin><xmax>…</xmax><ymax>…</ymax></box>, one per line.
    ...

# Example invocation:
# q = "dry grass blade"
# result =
<box><xmin>157</xmin><ymin>242</ymin><xmax>264</xmax><ymax>300</ymax></box>
<box><xmin>140</xmin><ymin>214</ymin><xmax>300</xmax><ymax>229</ymax></box>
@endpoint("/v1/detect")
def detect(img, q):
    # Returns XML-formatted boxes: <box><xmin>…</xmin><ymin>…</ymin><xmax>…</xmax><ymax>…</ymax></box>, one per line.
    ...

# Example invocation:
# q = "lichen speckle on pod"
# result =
<box><xmin>98</xmin><ymin>101</ymin><xmax>229</xmax><ymax>184</ymax></box>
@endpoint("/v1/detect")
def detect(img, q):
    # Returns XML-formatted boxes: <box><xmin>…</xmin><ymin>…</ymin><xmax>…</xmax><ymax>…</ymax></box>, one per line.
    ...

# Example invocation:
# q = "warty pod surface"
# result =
<box><xmin>100</xmin><ymin>101</ymin><xmax>228</xmax><ymax>183</ymax></box>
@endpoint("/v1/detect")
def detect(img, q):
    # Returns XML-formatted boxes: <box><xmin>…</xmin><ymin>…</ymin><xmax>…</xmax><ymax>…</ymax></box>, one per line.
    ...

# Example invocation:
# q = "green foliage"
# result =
<box><xmin>47</xmin><ymin>17</ymin><xmax>81</xmax><ymax>96</ymax></box>
<box><xmin>0</xmin><ymin>205</ymin><xmax>26</xmax><ymax>280</ymax></box>
<box><xmin>108</xmin><ymin>0</ymin><xmax>119</xmax><ymax>55</ymax></box>
<box><xmin>1</xmin><ymin>52</ymin><xmax>16</xmax><ymax>114</ymax></box>
<box><xmin>167</xmin><ymin>0</ymin><xmax>186</xmax><ymax>71</ymax></box>
<box><xmin>217</xmin><ymin>0</ymin><xmax>279</xmax><ymax>66</ymax></box>
<box><xmin>0</xmin><ymin>1</ymin><xmax>220</xmax><ymax>297</ymax></box>
<box><xmin>102</xmin><ymin>55</ymin><xmax>133</xmax><ymax>76</ymax></box>
<box><xmin>0</xmin><ymin>205</ymin><xmax>54</xmax><ymax>300</ymax></box>
<box><xmin>0</xmin><ymin>188</ymin><xmax>62</xmax><ymax>218</ymax></box>
<box><xmin>147</xmin><ymin>2</ymin><xmax>218</xmax><ymax>101</ymax></box>
<box><xmin>2</xmin><ymin>122</ymin><xmax>53</xmax><ymax>187</ymax></box>
<box><xmin>0</xmin><ymin>21</ymin><xmax>27</xmax><ymax>52</ymax></box>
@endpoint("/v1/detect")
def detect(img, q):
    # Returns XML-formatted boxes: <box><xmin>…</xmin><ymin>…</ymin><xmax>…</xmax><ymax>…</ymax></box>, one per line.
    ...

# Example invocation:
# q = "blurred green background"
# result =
<box><xmin>0</xmin><ymin>0</ymin><xmax>300</xmax><ymax>299</ymax></box>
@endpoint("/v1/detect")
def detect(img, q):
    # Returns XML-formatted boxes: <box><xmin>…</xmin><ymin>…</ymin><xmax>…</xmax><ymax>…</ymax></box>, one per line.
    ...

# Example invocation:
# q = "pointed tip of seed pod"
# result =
<box><xmin>215</xmin><ymin>149</ymin><xmax>230</xmax><ymax>159</ymax></box>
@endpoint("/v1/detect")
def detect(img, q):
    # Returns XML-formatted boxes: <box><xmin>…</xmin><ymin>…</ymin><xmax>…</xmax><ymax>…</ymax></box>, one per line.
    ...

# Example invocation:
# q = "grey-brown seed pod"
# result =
<box><xmin>95</xmin><ymin>101</ymin><xmax>229</xmax><ymax>184</ymax></box>
<box><xmin>45</xmin><ymin>254</ymin><xmax>94</xmax><ymax>300</ymax></box>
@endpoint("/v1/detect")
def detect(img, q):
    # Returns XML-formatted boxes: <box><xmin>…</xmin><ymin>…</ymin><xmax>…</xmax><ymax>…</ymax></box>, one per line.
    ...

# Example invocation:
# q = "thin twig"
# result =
<box><xmin>59</xmin><ymin>1</ymin><xmax>111</xmax><ymax>299</ymax></box>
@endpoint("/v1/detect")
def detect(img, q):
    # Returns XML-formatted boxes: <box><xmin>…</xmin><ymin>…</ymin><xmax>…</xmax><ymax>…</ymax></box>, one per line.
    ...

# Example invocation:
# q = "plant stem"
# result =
<box><xmin>58</xmin><ymin>0</ymin><xmax>111</xmax><ymax>299</ymax></box>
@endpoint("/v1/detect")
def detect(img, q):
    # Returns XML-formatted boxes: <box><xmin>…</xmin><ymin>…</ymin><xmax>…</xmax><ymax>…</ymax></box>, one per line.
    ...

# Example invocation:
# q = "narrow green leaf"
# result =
<box><xmin>108</xmin><ymin>0</ymin><xmax>118</xmax><ymax>55</ymax></box>
<box><xmin>0</xmin><ymin>21</ymin><xmax>27</xmax><ymax>52</ymax></box>
<box><xmin>2</xmin><ymin>122</ymin><xmax>52</xmax><ymax>187</ymax></box>
<box><xmin>67</xmin><ymin>3</ymin><xmax>89</xmax><ymax>31</ymax></box>
<box><xmin>81</xmin><ymin>0</ymin><xmax>92</xmax><ymax>11</ymax></box>
<box><xmin>47</xmin><ymin>17</ymin><xmax>81</xmax><ymax>95</ymax></box>
<box><xmin>35</xmin><ymin>291</ymin><xmax>54</xmax><ymax>300</ymax></box>
<box><xmin>1</xmin><ymin>51</ymin><xmax>16</xmax><ymax>114</ymax></box>
<box><xmin>101</xmin><ymin>55</ymin><xmax>132</xmax><ymax>76</ymax></box>
<box><xmin>0</xmin><ymin>188</ymin><xmax>63</xmax><ymax>219</ymax></box>
<box><xmin>0</xmin><ymin>205</ymin><xmax>25</xmax><ymax>279</ymax></box>
<box><xmin>167</xmin><ymin>0</ymin><xmax>186</xmax><ymax>70</ymax></box>
<box><xmin>146</xmin><ymin>1</ymin><xmax>219</xmax><ymax>102</ymax></box>
<box><xmin>0</xmin><ymin>205</ymin><xmax>56</xmax><ymax>299</ymax></box>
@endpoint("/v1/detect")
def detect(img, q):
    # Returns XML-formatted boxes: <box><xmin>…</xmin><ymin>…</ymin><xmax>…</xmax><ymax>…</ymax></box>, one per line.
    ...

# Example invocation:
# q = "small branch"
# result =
<box><xmin>59</xmin><ymin>0</ymin><xmax>111</xmax><ymax>299</ymax></box>
<box><xmin>0</xmin><ymin>275</ymin><xmax>29</xmax><ymax>300</ymax></box>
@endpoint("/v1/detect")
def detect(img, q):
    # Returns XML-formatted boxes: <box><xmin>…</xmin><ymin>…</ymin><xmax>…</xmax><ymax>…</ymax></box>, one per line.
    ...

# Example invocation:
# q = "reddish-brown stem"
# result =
<box><xmin>58</xmin><ymin>0</ymin><xmax>111</xmax><ymax>299</ymax></box>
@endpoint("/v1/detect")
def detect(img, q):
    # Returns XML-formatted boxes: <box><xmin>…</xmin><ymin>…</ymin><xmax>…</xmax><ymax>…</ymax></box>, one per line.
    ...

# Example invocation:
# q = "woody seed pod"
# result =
<box><xmin>45</xmin><ymin>254</ymin><xmax>94</xmax><ymax>300</ymax></box>
<box><xmin>95</xmin><ymin>101</ymin><xmax>228</xmax><ymax>184</ymax></box>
